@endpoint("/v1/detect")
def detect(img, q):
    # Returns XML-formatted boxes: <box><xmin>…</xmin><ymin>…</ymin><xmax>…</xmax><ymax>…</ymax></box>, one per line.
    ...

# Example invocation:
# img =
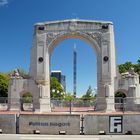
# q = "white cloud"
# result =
<box><xmin>0</xmin><ymin>0</ymin><xmax>9</xmax><ymax>7</ymax></box>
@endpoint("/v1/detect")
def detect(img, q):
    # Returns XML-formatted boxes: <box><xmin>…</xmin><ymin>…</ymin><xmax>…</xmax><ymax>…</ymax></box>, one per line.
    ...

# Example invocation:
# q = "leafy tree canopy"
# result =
<box><xmin>50</xmin><ymin>77</ymin><xmax>64</xmax><ymax>99</ymax></box>
<box><xmin>0</xmin><ymin>73</ymin><xmax>9</xmax><ymax>97</ymax></box>
<box><xmin>118</xmin><ymin>59</ymin><xmax>140</xmax><ymax>81</ymax></box>
<box><xmin>118</xmin><ymin>61</ymin><xmax>133</xmax><ymax>73</ymax></box>
<box><xmin>22</xmin><ymin>92</ymin><xmax>32</xmax><ymax>98</ymax></box>
<box><xmin>81</xmin><ymin>86</ymin><xmax>94</xmax><ymax>100</ymax></box>
<box><xmin>22</xmin><ymin>92</ymin><xmax>33</xmax><ymax>103</ymax></box>
<box><xmin>64</xmin><ymin>92</ymin><xmax>74</xmax><ymax>101</ymax></box>
<box><xmin>137</xmin><ymin>59</ymin><xmax>140</xmax><ymax>64</ymax></box>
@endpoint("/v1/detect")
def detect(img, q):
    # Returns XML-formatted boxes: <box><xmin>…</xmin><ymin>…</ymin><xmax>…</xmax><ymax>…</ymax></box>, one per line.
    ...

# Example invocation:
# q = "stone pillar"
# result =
<box><xmin>8</xmin><ymin>79</ymin><xmax>21</xmax><ymax>111</ymax></box>
<box><xmin>30</xmin><ymin>30</ymin><xmax>58</xmax><ymax>112</ymax></box>
<box><xmin>38</xmin><ymin>40</ymin><xmax>51</xmax><ymax>112</ymax></box>
<box><xmin>94</xmin><ymin>24</ymin><xmax>116</xmax><ymax>112</ymax></box>
<box><xmin>105</xmin><ymin>84</ymin><xmax>115</xmax><ymax>112</ymax></box>
<box><xmin>95</xmin><ymin>84</ymin><xmax>106</xmax><ymax>111</ymax></box>
<box><xmin>31</xmin><ymin>30</ymin><xmax>51</xmax><ymax>112</ymax></box>
<box><xmin>38</xmin><ymin>84</ymin><xmax>51</xmax><ymax>112</ymax></box>
<box><xmin>125</xmin><ymin>85</ymin><xmax>136</xmax><ymax>111</ymax></box>
<box><xmin>104</xmin><ymin>24</ymin><xmax>116</xmax><ymax>112</ymax></box>
<box><xmin>95</xmin><ymin>53</ymin><xmax>106</xmax><ymax>111</ymax></box>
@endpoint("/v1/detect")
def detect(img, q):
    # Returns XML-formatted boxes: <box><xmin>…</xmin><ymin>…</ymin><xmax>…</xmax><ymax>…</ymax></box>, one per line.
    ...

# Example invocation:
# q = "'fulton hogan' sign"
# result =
<box><xmin>29</xmin><ymin>121</ymin><xmax>70</xmax><ymax>127</ymax></box>
<box><xmin>19</xmin><ymin>114</ymin><xmax>80</xmax><ymax>135</ymax></box>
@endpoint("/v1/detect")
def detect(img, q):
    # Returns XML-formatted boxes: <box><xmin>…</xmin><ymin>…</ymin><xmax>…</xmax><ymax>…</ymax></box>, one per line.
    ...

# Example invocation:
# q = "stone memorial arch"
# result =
<box><xmin>8</xmin><ymin>19</ymin><xmax>117</xmax><ymax>112</ymax></box>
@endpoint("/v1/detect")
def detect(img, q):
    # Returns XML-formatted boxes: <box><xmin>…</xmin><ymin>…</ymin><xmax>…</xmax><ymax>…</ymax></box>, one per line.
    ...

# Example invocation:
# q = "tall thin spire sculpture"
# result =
<box><xmin>73</xmin><ymin>44</ymin><xmax>77</xmax><ymax>98</ymax></box>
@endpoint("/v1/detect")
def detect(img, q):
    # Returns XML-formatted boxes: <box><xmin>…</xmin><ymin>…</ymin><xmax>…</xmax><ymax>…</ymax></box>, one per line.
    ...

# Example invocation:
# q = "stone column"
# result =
<box><xmin>38</xmin><ymin>38</ymin><xmax>51</xmax><ymax>112</ymax></box>
<box><xmin>95</xmin><ymin>84</ymin><xmax>106</xmax><ymax>111</ymax></box>
<box><xmin>38</xmin><ymin>84</ymin><xmax>51</xmax><ymax>112</ymax></box>
<box><xmin>125</xmin><ymin>85</ymin><xmax>136</xmax><ymax>111</ymax></box>
<box><xmin>8</xmin><ymin>78</ymin><xmax>21</xmax><ymax>111</ymax></box>
<box><xmin>105</xmin><ymin>24</ymin><xmax>116</xmax><ymax>112</ymax></box>
<box><xmin>95</xmin><ymin>54</ymin><xmax>106</xmax><ymax>111</ymax></box>
<box><xmin>93</xmin><ymin>24</ymin><xmax>116</xmax><ymax>112</ymax></box>
<box><xmin>31</xmin><ymin>28</ymin><xmax>51</xmax><ymax>112</ymax></box>
<box><xmin>106</xmin><ymin>84</ymin><xmax>115</xmax><ymax>112</ymax></box>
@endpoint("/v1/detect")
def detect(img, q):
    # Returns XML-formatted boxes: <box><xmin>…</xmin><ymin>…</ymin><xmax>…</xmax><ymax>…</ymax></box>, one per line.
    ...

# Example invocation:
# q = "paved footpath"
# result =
<box><xmin>1</xmin><ymin>135</ymin><xmax>140</xmax><ymax>140</ymax></box>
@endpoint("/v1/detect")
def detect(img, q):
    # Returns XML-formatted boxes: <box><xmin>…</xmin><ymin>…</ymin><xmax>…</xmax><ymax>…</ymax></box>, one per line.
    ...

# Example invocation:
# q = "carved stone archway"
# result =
<box><xmin>29</xmin><ymin>19</ymin><xmax>117</xmax><ymax>112</ymax></box>
<box><xmin>8</xmin><ymin>19</ymin><xmax>117</xmax><ymax>112</ymax></box>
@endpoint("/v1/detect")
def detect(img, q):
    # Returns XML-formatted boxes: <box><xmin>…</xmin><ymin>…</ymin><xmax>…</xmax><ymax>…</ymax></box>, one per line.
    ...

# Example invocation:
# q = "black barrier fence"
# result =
<box><xmin>0</xmin><ymin>97</ymin><xmax>140</xmax><ymax>112</ymax></box>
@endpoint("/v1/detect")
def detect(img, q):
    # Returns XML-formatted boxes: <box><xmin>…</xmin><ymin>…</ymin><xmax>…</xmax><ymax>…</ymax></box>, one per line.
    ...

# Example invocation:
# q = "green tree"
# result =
<box><xmin>22</xmin><ymin>92</ymin><xmax>33</xmax><ymax>103</ymax></box>
<box><xmin>118</xmin><ymin>59</ymin><xmax>140</xmax><ymax>82</ymax></box>
<box><xmin>118</xmin><ymin>65</ymin><xmax>127</xmax><ymax>73</ymax></box>
<box><xmin>137</xmin><ymin>59</ymin><xmax>140</xmax><ymax>64</ymax></box>
<box><xmin>50</xmin><ymin>77</ymin><xmax>64</xmax><ymax>99</ymax></box>
<box><xmin>81</xmin><ymin>86</ymin><xmax>94</xmax><ymax>100</ymax></box>
<box><xmin>118</xmin><ymin>61</ymin><xmax>133</xmax><ymax>73</ymax></box>
<box><xmin>64</xmin><ymin>92</ymin><xmax>74</xmax><ymax>101</ymax></box>
<box><xmin>133</xmin><ymin>64</ymin><xmax>140</xmax><ymax>76</ymax></box>
<box><xmin>0</xmin><ymin>73</ymin><xmax>9</xmax><ymax>97</ymax></box>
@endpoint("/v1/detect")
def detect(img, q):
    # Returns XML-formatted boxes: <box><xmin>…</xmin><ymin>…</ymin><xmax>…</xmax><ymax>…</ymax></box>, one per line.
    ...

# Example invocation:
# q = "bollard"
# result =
<box><xmin>99</xmin><ymin>130</ymin><xmax>106</xmax><ymax>135</ymax></box>
<box><xmin>125</xmin><ymin>130</ymin><xmax>132</xmax><ymax>135</ymax></box>
<box><xmin>0</xmin><ymin>129</ymin><xmax>2</xmax><ymax>134</ymax></box>
<box><xmin>59</xmin><ymin>130</ymin><xmax>66</xmax><ymax>135</ymax></box>
<box><xmin>33</xmin><ymin>130</ymin><xmax>40</xmax><ymax>134</ymax></box>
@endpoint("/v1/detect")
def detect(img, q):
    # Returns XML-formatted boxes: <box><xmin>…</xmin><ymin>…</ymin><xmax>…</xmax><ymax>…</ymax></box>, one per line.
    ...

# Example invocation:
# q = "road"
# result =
<box><xmin>1</xmin><ymin>134</ymin><xmax>140</xmax><ymax>140</ymax></box>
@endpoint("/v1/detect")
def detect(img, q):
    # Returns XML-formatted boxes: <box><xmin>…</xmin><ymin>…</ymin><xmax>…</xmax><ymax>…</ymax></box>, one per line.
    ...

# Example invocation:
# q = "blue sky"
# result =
<box><xmin>0</xmin><ymin>0</ymin><xmax>140</xmax><ymax>96</ymax></box>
